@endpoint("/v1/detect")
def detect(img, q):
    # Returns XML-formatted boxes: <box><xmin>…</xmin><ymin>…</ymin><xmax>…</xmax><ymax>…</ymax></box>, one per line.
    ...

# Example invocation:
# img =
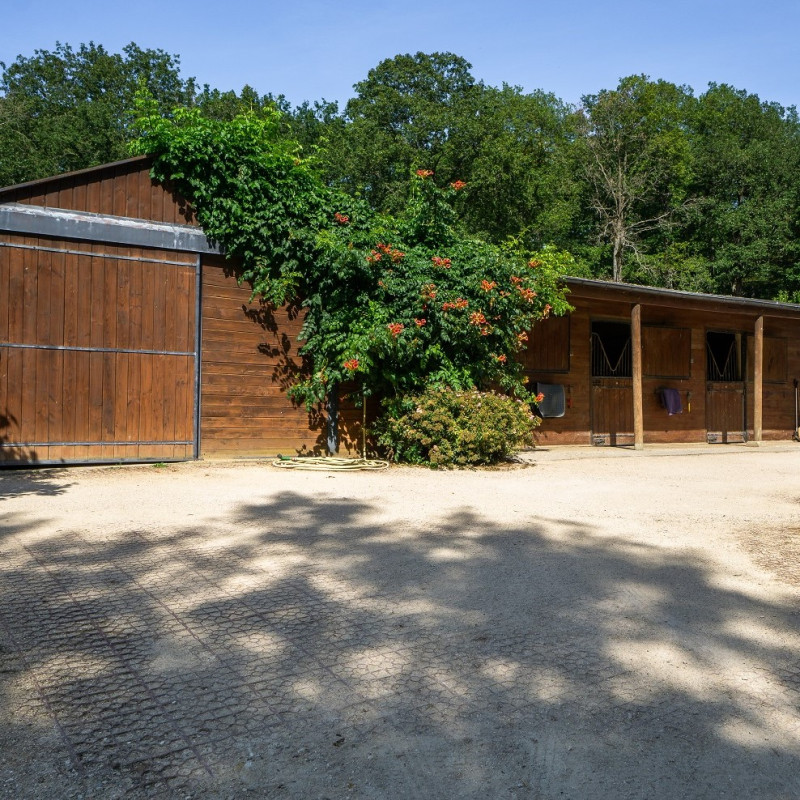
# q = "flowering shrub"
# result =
<box><xmin>376</xmin><ymin>387</ymin><xmax>539</xmax><ymax>467</ymax></box>
<box><xmin>291</xmin><ymin>172</ymin><xmax>571</xmax><ymax>407</ymax></box>
<box><xmin>367</xmin><ymin>242</ymin><xmax>405</xmax><ymax>264</ymax></box>
<box><xmin>133</xmin><ymin>106</ymin><xmax>572</xmax><ymax>448</ymax></box>
<box><xmin>469</xmin><ymin>311</ymin><xmax>487</xmax><ymax>326</ymax></box>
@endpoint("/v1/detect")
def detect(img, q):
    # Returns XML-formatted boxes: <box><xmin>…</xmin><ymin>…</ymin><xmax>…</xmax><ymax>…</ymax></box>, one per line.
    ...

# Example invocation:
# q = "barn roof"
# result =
<box><xmin>0</xmin><ymin>156</ymin><xmax>215</xmax><ymax>253</ymax></box>
<box><xmin>566</xmin><ymin>277</ymin><xmax>800</xmax><ymax>319</ymax></box>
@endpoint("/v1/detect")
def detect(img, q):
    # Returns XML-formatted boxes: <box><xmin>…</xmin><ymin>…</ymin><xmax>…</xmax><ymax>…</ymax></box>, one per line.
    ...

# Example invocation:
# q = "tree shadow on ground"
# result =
<box><xmin>0</xmin><ymin>468</ymin><xmax>73</xmax><ymax>501</ymax></box>
<box><xmin>1</xmin><ymin>491</ymin><xmax>799</xmax><ymax>799</ymax></box>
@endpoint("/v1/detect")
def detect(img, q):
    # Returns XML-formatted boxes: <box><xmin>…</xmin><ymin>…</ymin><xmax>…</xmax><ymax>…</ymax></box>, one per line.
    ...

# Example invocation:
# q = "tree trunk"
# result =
<box><xmin>612</xmin><ymin>222</ymin><xmax>625</xmax><ymax>282</ymax></box>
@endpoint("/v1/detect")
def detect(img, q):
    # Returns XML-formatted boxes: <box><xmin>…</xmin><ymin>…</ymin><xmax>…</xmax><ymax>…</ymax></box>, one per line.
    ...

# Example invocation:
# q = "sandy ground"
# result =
<box><xmin>0</xmin><ymin>444</ymin><xmax>799</xmax><ymax>799</ymax></box>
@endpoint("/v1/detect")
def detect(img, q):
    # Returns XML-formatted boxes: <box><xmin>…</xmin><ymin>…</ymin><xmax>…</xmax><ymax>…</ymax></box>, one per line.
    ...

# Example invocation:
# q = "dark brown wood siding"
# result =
<box><xmin>0</xmin><ymin>233</ymin><xmax>196</xmax><ymax>463</ymax></box>
<box><xmin>199</xmin><ymin>257</ymin><xmax>365</xmax><ymax>457</ymax></box>
<box><xmin>0</xmin><ymin>158</ymin><xmax>195</xmax><ymax>225</ymax></box>
<box><xmin>643</xmin><ymin>326</ymin><xmax>691</xmax><ymax>378</ymax></box>
<box><xmin>764</xmin><ymin>337</ymin><xmax>788</xmax><ymax>383</ymax></box>
<box><xmin>524</xmin><ymin>288</ymin><xmax>800</xmax><ymax>446</ymax></box>
<box><xmin>706</xmin><ymin>383</ymin><xmax>745</xmax><ymax>443</ymax></box>
<box><xmin>591</xmin><ymin>379</ymin><xmax>634</xmax><ymax>445</ymax></box>
<box><xmin>521</xmin><ymin>314</ymin><xmax>570</xmax><ymax>372</ymax></box>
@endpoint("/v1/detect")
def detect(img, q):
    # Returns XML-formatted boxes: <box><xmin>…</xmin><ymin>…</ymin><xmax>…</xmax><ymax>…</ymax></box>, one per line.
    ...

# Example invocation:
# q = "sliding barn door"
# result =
<box><xmin>0</xmin><ymin>234</ymin><xmax>197</xmax><ymax>464</ymax></box>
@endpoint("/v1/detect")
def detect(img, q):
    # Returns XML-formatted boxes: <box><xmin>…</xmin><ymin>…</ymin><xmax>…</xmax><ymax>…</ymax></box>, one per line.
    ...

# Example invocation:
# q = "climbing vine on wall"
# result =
<box><xmin>132</xmin><ymin>98</ymin><xmax>571</xmax><ymax>411</ymax></box>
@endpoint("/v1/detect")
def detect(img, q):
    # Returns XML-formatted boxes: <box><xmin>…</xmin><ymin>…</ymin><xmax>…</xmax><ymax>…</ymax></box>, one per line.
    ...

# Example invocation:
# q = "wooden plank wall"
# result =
<box><xmin>524</xmin><ymin>306</ymin><xmax>592</xmax><ymax>445</ymax></box>
<box><xmin>591</xmin><ymin>380</ymin><xmax>634</xmax><ymax>445</ymax></box>
<box><xmin>520</xmin><ymin>314</ymin><xmax>570</xmax><ymax>372</ymax></box>
<box><xmin>523</xmin><ymin>294</ymin><xmax>800</xmax><ymax>445</ymax></box>
<box><xmin>753</xmin><ymin>323</ymin><xmax>800</xmax><ymax>439</ymax></box>
<box><xmin>639</xmin><ymin>305</ymin><xmax>708</xmax><ymax>443</ymax></box>
<box><xmin>0</xmin><ymin>233</ymin><xmax>196</xmax><ymax>463</ymax></box>
<box><xmin>0</xmin><ymin>159</ymin><xmax>195</xmax><ymax>225</ymax></box>
<box><xmin>199</xmin><ymin>257</ymin><xmax>365</xmax><ymax>457</ymax></box>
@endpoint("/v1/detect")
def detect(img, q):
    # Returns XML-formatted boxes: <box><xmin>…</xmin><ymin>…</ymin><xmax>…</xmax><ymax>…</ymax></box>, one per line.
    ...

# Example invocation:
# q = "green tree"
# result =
<box><xmin>131</xmin><ymin>104</ymin><xmax>569</xmax><ymax>409</ymax></box>
<box><xmin>331</xmin><ymin>51</ymin><xmax>477</xmax><ymax>212</ymax></box>
<box><xmin>295</xmin><ymin>173</ymin><xmax>570</xmax><ymax>406</ymax></box>
<box><xmin>282</xmin><ymin>98</ymin><xmax>344</xmax><ymax>158</ymax></box>
<box><xmin>451</xmin><ymin>83</ymin><xmax>580</xmax><ymax>247</ymax></box>
<box><xmin>0</xmin><ymin>41</ymin><xmax>194</xmax><ymax>185</ymax></box>
<box><xmin>687</xmin><ymin>83</ymin><xmax>800</xmax><ymax>298</ymax></box>
<box><xmin>325</xmin><ymin>52</ymin><xmax>579</xmax><ymax>251</ymax></box>
<box><xmin>191</xmin><ymin>84</ymin><xmax>273</xmax><ymax>121</ymax></box>
<box><xmin>573</xmin><ymin>75</ymin><xmax>694</xmax><ymax>282</ymax></box>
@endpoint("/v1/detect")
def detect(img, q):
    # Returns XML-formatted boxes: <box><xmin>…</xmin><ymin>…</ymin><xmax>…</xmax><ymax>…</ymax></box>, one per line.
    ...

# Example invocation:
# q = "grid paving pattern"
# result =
<box><xmin>1</xmin><ymin>462</ymin><xmax>800</xmax><ymax>799</ymax></box>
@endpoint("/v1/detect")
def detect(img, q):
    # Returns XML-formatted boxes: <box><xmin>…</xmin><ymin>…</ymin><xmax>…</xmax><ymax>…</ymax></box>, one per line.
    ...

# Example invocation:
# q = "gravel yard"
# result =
<box><xmin>1</xmin><ymin>445</ymin><xmax>799</xmax><ymax>799</ymax></box>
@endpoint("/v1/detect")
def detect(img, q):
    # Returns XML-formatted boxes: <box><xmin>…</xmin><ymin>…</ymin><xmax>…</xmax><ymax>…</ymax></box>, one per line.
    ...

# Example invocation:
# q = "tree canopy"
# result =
<box><xmin>0</xmin><ymin>41</ymin><xmax>194</xmax><ymax>185</ymax></box>
<box><xmin>3</xmin><ymin>42</ymin><xmax>800</xmax><ymax>301</ymax></box>
<box><xmin>573</xmin><ymin>75</ymin><xmax>694</xmax><ymax>283</ymax></box>
<box><xmin>687</xmin><ymin>84</ymin><xmax>800</xmax><ymax>298</ymax></box>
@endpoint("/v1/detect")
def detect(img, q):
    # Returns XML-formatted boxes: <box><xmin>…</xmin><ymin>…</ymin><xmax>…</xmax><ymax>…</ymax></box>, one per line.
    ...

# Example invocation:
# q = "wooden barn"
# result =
<box><xmin>1</xmin><ymin>157</ymin><xmax>799</xmax><ymax>464</ymax></box>
<box><xmin>0</xmin><ymin>156</ymin><xmax>361</xmax><ymax>464</ymax></box>
<box><xmin>523</xmin><ymin>278</ymin><xmax>800</xmax><ymax>448</ymax></box>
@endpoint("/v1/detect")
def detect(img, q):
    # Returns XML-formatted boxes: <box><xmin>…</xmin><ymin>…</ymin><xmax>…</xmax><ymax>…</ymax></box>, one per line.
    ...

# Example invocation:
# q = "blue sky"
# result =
<box><xmin>2</xmin><ymin>0</ymin><xmax>798</xmax><ymax>110</ymax></box>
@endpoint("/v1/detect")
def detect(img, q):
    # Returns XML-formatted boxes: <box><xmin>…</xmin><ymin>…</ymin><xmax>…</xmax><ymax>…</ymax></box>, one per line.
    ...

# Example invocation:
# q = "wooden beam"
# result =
<box><xmin>753</xmin><ymin>315</ymin><xmax>764</xmax><ymax>443</ymax></box>
<box><xmin>632</xmin><ymin>304</ymin><xmax>644</xmax><ymax>450</ymax></box>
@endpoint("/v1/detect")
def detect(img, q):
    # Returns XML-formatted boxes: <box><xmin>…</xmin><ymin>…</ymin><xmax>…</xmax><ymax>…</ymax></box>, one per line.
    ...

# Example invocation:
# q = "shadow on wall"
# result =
<box><xmin>243</xmin><ymin>294</ymin><xmax>369</xmax><ymax>456</ymax></box>
<box><xmin>0</xmin><ymin>410</ymin><xmax>39</xmax><ymax>466</ymax></box>
<box><xmin>1</xmin><ymin>490</ymin><xmax>798</xmax><ymax>797</ymax></box>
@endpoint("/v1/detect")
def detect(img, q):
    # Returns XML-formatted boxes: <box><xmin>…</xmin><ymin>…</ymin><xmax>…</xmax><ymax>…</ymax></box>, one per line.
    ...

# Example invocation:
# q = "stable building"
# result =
<box><xmin>523</xmin><ymin>278</ymin><xmax>800</xmax><ymax>448</ymax></box>
<box><xmin>1</xmin><ymin>158</ymin><xmax>799</xmax><ymax>464</ymax></box>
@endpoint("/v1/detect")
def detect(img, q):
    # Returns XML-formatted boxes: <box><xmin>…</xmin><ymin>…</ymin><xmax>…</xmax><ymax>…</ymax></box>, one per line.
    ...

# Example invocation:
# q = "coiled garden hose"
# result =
<box><xmin>272</xmin><ymin>455</ymin><xmax>389</xmax><ymax>471</ymax></box>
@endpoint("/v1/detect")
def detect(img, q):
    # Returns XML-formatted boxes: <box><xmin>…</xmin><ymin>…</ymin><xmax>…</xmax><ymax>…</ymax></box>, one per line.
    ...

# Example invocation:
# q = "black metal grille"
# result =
<box><xmin>591</xmin><ymin>332</ymin><xmax>632</xmax><ymax>377</ymax></box>
<box><xmin>706</xmin><ymin>333</ymin><xmax>742</xmax><ymax>381</ymax></box>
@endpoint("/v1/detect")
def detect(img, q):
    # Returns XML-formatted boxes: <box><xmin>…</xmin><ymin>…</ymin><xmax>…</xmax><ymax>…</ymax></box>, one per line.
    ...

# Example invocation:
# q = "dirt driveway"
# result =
<box><xmin>1</xmin><ymin>445</ymin><xmax>799</xmax><ymax>799</ymax></box>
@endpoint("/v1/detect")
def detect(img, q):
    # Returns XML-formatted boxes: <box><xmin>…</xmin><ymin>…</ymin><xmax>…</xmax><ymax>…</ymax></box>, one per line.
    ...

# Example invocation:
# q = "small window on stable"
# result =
<box><xmin>591</xmin><ymin>321</ymin><xmax>631</xmax><ymax>378</ymax></box>
<box><xmin>706</xmin><ymin>331</ymin><xmax>743</xmax><ymax>381</ymax></box>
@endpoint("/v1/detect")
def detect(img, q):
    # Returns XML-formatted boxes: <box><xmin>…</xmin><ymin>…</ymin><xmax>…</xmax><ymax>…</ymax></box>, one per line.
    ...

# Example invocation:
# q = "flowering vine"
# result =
<box><xmin>132</xmin><ymin>108</ymin><xmax>571</xmax><ymax>409</ymax></box>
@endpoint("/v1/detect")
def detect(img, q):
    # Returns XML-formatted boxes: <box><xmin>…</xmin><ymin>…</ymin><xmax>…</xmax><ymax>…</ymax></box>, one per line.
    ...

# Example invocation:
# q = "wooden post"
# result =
<box><xmin>753</xmin><ymin>315</ymin><xmax>764</xmax><ymax>444</ymax></box>
<box><xmin>632</xmin><ymin>304</ymin><xmax>644</xmax><ymax>450</ymax></box>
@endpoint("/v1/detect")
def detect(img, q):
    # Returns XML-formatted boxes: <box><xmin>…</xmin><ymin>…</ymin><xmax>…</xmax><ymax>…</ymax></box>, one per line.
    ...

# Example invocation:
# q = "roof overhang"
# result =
<box><xmin>0</xmin><ymin>202</ymin><xmax>219</xmax><ymax>254</ymax></box>
<box><xmin>565</xmin><ymin>277</ymin><xmax>800</xmax><ymax>321</ymax></box>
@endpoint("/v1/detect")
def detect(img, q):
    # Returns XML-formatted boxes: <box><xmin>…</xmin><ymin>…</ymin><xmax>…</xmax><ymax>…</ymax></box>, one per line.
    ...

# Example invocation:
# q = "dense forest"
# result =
<box><xmin>1</xmin><ymin>42</ymin><xmax>799</xmax><ymax>301</ymax></box>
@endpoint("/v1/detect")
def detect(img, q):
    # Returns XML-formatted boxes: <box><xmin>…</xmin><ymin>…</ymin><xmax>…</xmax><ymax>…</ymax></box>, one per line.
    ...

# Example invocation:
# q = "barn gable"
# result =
<box><xmin>0</xmin><ymin>156</ymin><xmax>195</xmax><ymax>225</ymax></box>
